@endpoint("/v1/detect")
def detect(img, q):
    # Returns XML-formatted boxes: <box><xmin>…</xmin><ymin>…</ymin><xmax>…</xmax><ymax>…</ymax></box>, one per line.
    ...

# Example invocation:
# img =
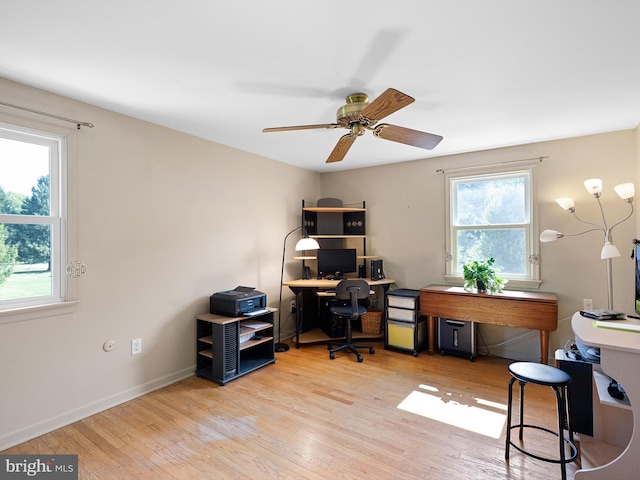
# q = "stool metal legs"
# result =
<box><xmin>505</xmin><ymin>377</ymin><xmax>577</xmax><ymax>480</ymax></box>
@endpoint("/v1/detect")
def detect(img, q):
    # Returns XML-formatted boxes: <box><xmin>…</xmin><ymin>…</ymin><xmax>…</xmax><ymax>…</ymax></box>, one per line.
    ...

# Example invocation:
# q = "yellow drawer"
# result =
<box><xmin>387</xmin><ymin>320</ymin><xmax>426</xmax><ymax>350</ymax></box>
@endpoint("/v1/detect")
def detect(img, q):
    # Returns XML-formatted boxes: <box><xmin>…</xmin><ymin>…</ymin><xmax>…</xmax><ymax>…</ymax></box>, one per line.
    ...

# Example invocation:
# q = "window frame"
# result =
<box><xmin>443</xmin><ymin>162</ymin><xmax>541</xmax><ymax>290</ymax></box>
<box><xmin>0</xmin><ymin>115</ymin><xmax>78</xmax><ymax>324</ymax></box>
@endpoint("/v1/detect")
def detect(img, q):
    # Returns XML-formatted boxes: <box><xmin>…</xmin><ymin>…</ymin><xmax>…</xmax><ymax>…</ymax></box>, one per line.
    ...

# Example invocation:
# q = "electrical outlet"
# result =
<box><xmin>131</xmin><ymin>338</ymin><xmax>142</xmax><ymax>355</ymax></box>
<box><xmin>583</xmin><ymin>298</ymin><xmax>593</xmax><ymax>310</ymax></box>
<box><xmin>290</xmin><ymin>300</ymin><xmax>296</xmax><ymax>313</ymax></box>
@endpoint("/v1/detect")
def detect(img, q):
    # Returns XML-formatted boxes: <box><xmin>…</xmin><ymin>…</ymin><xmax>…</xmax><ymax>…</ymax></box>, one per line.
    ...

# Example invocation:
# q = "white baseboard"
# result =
<box><xmin>0</xmin><ymin>365</ymin><xmax>195</xmax><ymax>451</ymax></box>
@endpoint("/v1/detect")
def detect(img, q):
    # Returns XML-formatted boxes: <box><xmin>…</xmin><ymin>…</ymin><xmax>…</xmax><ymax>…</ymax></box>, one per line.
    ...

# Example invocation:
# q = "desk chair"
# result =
<box><xmin>327</xmin><ymin>279</ymin><xmax>375</xmax><ymax>362</ymax></box>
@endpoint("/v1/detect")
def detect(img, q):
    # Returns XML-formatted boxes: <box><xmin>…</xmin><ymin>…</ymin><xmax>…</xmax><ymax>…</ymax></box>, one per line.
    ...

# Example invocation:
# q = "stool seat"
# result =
<box><xmin>509</xmin><ymin>362</ymin><xmax>571</xmax><ymax>386</ymax></box>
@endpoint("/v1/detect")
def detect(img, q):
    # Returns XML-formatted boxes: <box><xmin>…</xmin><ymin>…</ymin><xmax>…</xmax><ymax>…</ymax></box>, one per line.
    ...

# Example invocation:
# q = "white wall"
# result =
<box><xmin>0</xmin><ymin>77</ymin><xmax>320</xmax><ymax>449</ymax></box>
<box><xmin>320</xmin><ymin>129</ymin><xmax>638</xmax><ymax>362</ymax></box>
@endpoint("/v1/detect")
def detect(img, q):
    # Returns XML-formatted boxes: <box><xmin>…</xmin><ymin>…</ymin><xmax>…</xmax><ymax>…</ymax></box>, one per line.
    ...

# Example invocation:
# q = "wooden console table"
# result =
<box><xmin>419</xmin><ymin>285</ymin><xmax>558</xmax><ymax>364</ymax></box>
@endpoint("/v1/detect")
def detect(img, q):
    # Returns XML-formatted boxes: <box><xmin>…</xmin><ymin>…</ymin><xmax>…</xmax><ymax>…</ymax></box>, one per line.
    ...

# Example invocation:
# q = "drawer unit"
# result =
<box><xmin>385</xmin><ymin>289</ymin><xmax>426</xmax><ymax>356</ymax></box>
<box><xmin>438</xmin><ymin>318</ymin><xmax>476</xmax><ymax>361</ymax></box>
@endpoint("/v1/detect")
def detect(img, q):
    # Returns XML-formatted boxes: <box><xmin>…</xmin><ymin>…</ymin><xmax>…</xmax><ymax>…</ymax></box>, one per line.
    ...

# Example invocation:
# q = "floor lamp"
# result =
<box><xmin>540</xmin><ymin>179</ymin><xmax>634</xmax><ymax>310</ymax></box>
<box><xmin>276</xmin><ymin>226</ymin><xmax>320</xmax><ymax>352</ymax></box>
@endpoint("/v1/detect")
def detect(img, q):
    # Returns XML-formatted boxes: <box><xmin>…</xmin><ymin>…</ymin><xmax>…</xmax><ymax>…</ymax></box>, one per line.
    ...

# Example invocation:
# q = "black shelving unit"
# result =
<box><xmin>195</xmin><ymin>309</ymin><xmax>275</xmax><ymax>386</ymax></box>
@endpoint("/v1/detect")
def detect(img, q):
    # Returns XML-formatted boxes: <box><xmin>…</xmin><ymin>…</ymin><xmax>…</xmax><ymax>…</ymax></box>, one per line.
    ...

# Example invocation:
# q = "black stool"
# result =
<box><xmin>505</xmin><ymin>362</ymin><xmax>577</xmax><ymax>480</ymax></box>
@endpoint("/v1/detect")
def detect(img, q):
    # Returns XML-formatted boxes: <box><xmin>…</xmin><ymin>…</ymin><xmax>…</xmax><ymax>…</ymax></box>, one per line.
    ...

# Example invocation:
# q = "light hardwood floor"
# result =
<box><xmin>3</xmin><ymin>341</ymin><xmax>580</xmax><ymax>479</ymax></box>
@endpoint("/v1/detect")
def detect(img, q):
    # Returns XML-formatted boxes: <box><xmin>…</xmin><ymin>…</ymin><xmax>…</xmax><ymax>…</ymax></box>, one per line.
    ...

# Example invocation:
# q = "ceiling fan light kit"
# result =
<box><xmin>263</xmin><ymin>88</ymin><xmax>443</xmax><ymax>164</ymax></box>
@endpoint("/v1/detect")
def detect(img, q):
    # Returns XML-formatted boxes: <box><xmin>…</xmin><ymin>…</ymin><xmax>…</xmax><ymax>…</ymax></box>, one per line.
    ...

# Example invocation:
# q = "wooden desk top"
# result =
<box><xmin>196</xmin><ymin>307</ymin><xmax>276</xmax><ymax>325</ymax></box>
<box><xmin>420</xmin><ymin>284</ymin><xmax>557</xmax><ymax>331</ymax></box>
<box><xmin>283</xmin><ymin>278</ymin><xmax>395</xmax><ymax>288</ymax></box>
<box><xmin>420</xmin><ymin>284</ymin><xmax>557</xmax><ymax>304</ymax></box>
<box><xmin>572</xmin><ymin>311</ymin><xmax>640</xmax><ymax>354</ymax></box>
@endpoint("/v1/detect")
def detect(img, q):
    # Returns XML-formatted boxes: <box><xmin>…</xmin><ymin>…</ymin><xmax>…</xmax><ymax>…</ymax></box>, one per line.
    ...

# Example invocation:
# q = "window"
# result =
<box><xmin>0</xmin><ymin>119</ymin><xmax>76</xmax><ymax>317</ymax></box>
<box><xmin>445</xmin><ymin>165</ymin><xmax>540</xmax><ymax>289</ymax></box>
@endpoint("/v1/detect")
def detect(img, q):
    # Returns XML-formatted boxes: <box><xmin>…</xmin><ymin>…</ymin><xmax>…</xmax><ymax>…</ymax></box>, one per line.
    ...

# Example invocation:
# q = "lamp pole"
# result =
<box><xmin>276</xmin><ymin>226</ymin><xmax>320</xmax><ymax>351</ymax></box>
<box><xmin>276</xmin><ymin>226</ymin><xmax>303</xmax><ymax>352</ymax></box>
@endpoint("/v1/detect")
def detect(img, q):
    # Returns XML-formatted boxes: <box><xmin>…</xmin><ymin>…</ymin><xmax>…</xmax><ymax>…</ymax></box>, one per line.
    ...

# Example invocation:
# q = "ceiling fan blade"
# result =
<box><xmin>263</xmin><ymin>123</ymin><xmax>340</xmax><ymax>133</ymax></box>
<box><xmin>326</xmin><ymin>134</ymin><xmax>357</xmax><ymax>163</ymax></box>
<box><xmin>373</xmin><ymin>124</ymin><xmax>443</xmax><ymax>150</ymax></box>
<box><xmin>361</xmin><ymin>88</ymin><xmax>414</xmax><ymax>123</ymax></box>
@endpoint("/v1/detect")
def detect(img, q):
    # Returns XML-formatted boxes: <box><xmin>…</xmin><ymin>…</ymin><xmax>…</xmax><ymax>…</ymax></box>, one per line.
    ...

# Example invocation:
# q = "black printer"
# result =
<box><xmin>210</xmin><ymin>286</ymin><xmax>267</xmax><ymax>317</ymax></box>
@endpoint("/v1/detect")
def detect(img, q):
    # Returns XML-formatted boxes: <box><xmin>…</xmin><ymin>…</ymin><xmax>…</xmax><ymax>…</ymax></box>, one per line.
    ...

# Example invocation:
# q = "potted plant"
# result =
<box><xmin>462</xmin><ymin>257</ymin><xmax>507</xmax><ymax>293</ymax></box>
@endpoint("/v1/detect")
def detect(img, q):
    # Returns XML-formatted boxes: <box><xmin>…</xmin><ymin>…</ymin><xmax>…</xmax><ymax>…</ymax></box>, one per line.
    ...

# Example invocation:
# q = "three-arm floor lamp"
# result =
<box><xmin>276</xmin><ymin>226</ymin><xmax>320</xmax><ymax>352</ymax></box>
<box><xmin>540</xmin><ymin>179</ymin><xmax>634</xmax><ymax>310</ymax></box>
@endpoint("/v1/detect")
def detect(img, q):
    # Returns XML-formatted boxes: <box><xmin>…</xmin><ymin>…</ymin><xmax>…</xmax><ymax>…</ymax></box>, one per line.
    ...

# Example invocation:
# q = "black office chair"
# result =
<box><xmin>327</xmin><ymin>279</ymin><xmax>375</xmax><ymax>362</ymax></box>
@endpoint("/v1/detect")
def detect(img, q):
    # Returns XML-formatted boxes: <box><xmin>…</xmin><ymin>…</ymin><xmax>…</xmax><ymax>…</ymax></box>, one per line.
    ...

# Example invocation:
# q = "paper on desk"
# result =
<box><xmin>242</xmin><ymin>320</ymin><xmax>270</xmax><ymax>329</ymax></box>
<box><xmin>594</xmin><ymin>319</ymin><xmax>640</xmax><ymax>333</ymax></box>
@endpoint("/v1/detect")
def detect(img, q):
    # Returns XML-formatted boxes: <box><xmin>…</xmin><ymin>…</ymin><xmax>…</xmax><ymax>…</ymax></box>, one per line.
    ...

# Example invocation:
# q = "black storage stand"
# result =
<box><xmin>555</xmin><ymin>348</ymin><xmax>595</xmax><ymax>436</ymax></box>
<box><xmin>438</xmin><ymin>317</ymin><xmax>476</xmax><ymax>361</ymax></box>
<box><xmin>195</xmin><ymin>309</ymin><xmax>276</xmax><ymax>386</ymax></box>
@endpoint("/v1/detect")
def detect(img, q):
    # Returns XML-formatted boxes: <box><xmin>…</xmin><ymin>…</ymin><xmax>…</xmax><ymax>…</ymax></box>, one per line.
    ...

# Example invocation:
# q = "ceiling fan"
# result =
<box><xmin>262</xmin><ymin>88</ymin><xmax>443</xmax><ymax>163</ymax></box>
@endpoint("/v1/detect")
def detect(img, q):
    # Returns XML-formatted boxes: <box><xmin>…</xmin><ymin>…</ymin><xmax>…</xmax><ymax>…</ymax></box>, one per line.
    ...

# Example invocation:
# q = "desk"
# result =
<box><xmin>572</xmin><ymin>312</ymin><xmax>638</xmax><ymax>479</ymax></box>
<box><xmin>283</xmin><ymin>278</ymin><xmax>395</xmax><ymax>346</ymax></box>
<box><xmin>419</xmin><ymin>285</ymin><xmax>558</xmax><ymax>364</ymax></box>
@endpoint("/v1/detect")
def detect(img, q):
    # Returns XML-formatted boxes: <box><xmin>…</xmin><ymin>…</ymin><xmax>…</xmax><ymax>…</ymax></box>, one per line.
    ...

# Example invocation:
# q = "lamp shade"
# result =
<box><xmin>601</xmin><ymin>242</ymin><xmax>621</xmax><ymax>259</ymax></box>
<box><xmin>584</xmin><ymin>178</ymin><xmax>603</xmax><ymax>196</ymax></box>
<box><xmin>540</xmin><ymin>229</ymin><xmax>562</xmax><ymax>242</ymax></box>
<box><xmin>555</xmin><ymin>197</ymin><xmax>575</xmax><ymax>211</ymax></box>
<box><xmin>294</xmin><ymin>237</ymin><xmax>320</xmax><ymax>251</ymax></box>
<box><xmin>614</xmin><ymin>182</ymin><xmax>635</xmax><ymax>201</ymax></box>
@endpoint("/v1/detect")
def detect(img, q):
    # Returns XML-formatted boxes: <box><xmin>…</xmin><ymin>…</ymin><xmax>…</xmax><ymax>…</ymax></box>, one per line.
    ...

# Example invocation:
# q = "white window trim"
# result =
<box><xmin>443</xmin><ymin>162</ymin><xmax>542</xmax><ymax>290</ymax></box>
<box><xmin>0</xmin><ymin>113</ymin><xmax>79</xmax><ymax>324</ymax></box>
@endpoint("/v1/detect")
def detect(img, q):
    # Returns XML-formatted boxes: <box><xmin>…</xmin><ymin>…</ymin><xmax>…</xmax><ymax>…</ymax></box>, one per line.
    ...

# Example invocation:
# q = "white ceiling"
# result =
<box><xmin>2</xmin><ymin>1</ymin><xmax>640</xmax><ymax>172</ymax></box>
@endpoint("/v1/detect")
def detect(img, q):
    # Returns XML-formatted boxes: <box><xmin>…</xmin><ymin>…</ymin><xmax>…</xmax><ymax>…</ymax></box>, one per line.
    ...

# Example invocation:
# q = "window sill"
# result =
<box><xmin>0</xmin><ymin>301</ymin><xmax>79</xmax><ymax>325</ymax></box>
<box><xmin>443</xmin><ymin>276</ymin><xmax>543</xmax><ymax>291</ymax></box>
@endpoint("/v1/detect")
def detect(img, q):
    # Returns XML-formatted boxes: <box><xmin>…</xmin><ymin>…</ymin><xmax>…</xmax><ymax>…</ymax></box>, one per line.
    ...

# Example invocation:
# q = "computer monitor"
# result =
<box><xmin>317</xmin><ymin>248</ymin><xmax>357</xmax><ymax>279</ymax></box>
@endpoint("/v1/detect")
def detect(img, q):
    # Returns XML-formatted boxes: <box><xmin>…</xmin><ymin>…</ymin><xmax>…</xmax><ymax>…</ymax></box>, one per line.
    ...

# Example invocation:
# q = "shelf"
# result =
<box><xmin>303</xmin><ymin>207</ymin><xmax>365</xmax><ymax>213</ymax></box>
<box><xmin>239</xmin><ymin>336</ymin><xmax>273</xmax><ymax>351</ymax></box>
<box><xmin>310</xmin><ymin>234</ymin><xmax>366</xmax><ymax>239</ymax></box>
<box><xmin>198</xmin><ymin>349</ymin><xmax>213</xmax><ymax>358</ymax></box>
<box><xmin>295</xmin><ymin>255</ymin><xmax>379</xmax><ymax>261</ymax></box>
<box><xmin>578</xmin><ymin>434</ymin><xmax>625</xmax><ymax>470</ymax></box>
<box><xmin>593</xmin><ymin>370</ymin><xmax>632</xmax><ymax>410</ymax></box>
<box><xmin>294</xmin><ymin>327</ymin><xmax>383</xmax><ymax>344</ymax></box>
<box><xmin>198</xmin><ymin>336</ymin><xmax>213</xmax><ymax>344</ymax></box>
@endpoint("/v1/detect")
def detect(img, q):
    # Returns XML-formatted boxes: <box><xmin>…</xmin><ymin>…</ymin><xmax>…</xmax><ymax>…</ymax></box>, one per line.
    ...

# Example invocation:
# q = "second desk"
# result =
<box><xmin>419</xmin><ymin>284</ymin><xmax>558</xmax><ymax>364</ymax></box>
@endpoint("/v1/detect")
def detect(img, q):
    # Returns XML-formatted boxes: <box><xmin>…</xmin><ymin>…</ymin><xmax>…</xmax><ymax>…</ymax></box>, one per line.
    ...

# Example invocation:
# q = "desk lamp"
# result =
<box><xmin>277</xmin><ymin>226</ymin><xmax>320</xmax><ymax>352</ymax></box>
<box><xmin>540</xmin><ymin>179</ymin><xmax>634</xmax><ymax>310</ymax></box>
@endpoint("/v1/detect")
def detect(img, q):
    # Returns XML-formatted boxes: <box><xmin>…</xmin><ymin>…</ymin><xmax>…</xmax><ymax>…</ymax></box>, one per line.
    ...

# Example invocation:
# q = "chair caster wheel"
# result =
<box><xmin>329</xmin><ymin>352</ymin><xmax>335</xmax><ymax>360</ymax></box>
<box><xmin>369</xmin><ymin>347</ymin><xmax>375</xmax><ymax>354</ymax></box>
<box><xmin>357</xmin><ymin>355</ymin><xmax>363</xmax><ymax>363</ymax></box>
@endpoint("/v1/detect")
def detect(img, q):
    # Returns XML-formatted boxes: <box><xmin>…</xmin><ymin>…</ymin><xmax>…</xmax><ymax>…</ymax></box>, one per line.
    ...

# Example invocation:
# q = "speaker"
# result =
<box><xmin>358</xmin><ymin>265</ymin><xmax>365</xmax><ymax>278</ymax></box>
<box><xmin>371</xmin><ymin>259</ymin><xmax>383</xmax><ymax>280</ymax></box>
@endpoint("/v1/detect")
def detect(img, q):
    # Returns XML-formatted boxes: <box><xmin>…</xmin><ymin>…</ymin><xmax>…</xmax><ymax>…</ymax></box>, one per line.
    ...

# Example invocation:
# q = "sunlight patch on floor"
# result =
<box><xmin>397</xmin><ymin>385</ymin><xmax>507</xmax><ymax>438</ymax></box>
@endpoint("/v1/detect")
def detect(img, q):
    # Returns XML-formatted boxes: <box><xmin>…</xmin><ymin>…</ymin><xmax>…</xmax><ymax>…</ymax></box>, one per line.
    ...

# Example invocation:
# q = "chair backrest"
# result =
<box><xmin>334</xmin><ymin>279</ymin><xmax>370</xmax><ymax>301</ymax></box>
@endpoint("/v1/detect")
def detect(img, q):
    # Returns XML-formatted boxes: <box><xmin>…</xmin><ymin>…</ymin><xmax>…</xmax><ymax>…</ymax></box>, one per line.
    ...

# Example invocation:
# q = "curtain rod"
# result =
<box><xmin>436</xmin><ymin>156</ymin><xmax>547</xmax><ymax>174</ymax></box>
<box><xmin>0</xmin><ymin>101</ymin><xmax>94</xmax><ymax>129</ymax></box>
